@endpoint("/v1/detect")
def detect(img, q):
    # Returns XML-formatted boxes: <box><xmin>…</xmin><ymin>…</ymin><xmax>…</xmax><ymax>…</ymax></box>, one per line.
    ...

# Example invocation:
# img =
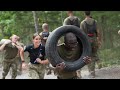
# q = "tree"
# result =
<box><xmin>32</xmin><ymin>11</ymin><xmax>40</xmax><ymax>33</ymax></box>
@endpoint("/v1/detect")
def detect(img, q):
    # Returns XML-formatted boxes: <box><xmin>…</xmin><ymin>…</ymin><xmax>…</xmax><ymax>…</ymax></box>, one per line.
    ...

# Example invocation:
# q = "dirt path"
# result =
<box><xmin>0</xmin><ymin>65</ymin><xmax>120</xmax><ymax>79</ymax></box>
<box><xmin>81</xmin><ymin>65</ymin><xmax>120</xmax><ymax>79</ymax></box>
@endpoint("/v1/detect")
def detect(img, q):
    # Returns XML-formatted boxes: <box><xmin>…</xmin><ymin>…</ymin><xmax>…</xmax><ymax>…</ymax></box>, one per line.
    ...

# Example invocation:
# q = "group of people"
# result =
<box><xmin>62</xmin><ymin>11</ymin><xmax>102</xmax><ymax>78</ymax></box>
<box><xmin>0</xmin><ymin>23</ymin><xmax>51</xmax><ymax>79</ymax></box>
<box><xmin>0</xmin><ymin>11</ymin><xmax>102</xmax><ymax>79</ymax></box>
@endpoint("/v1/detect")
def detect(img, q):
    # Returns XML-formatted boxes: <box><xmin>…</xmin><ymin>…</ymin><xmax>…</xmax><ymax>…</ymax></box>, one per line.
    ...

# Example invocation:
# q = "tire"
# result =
<box><xmin>45</xmin><ymin>25</ymin><xmax>91</xmax><ymax>71</ymax></box>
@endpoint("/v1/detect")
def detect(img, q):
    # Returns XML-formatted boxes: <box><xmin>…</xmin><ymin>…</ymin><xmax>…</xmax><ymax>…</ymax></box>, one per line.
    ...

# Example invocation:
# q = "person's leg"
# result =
<box><xmin>87</xmin><ymin>56</ymin><xmax>95</xmax><ymax>78</ymax></box>
<box><xmin>29</xmin><ymin>69</ymin><xmax>39</xmax><ymax>79</ymax></box>
<box><xmin>11</xmin><ymin>61</ymin><xmax>17</xmax><ymax>79</ymax></box>
<box><xmin>87</xmin><ymin>37</ymin><xmax>97</xmax><ymax>78</ymax></box>
<box><xmin>28</xmin><ymin>64</ymin><xmax>39</xmax><ymax>79</ymax></box>
<box><xmin>38</xmin><ymin>65</ymin><xmax>45</xmax><ymax>79</ymax></box>
<box><xmin>95</xmin><ymin>51</ymin><xmax>102</xmax><ymax>69</ymax></box>
<box><xmin>17</xmin><ymin>58</ymin><xmax>22</xmax><ymax>75</ymax></box>
<box><xmin>96</xmin><ymin>60</ymin><xmax>102</xmax><ymax>69</ymax></box>
<box><xmin>2</xmin><ymin>61</ymin><xmax>11</xmax><ymax>79</ymax></box>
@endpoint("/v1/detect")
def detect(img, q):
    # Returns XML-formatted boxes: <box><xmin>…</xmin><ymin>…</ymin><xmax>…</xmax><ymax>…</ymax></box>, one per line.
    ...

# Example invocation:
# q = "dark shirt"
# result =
<box><xmin>40</xmin><ymin>31</ymin><xmax>50</xmax><ymax>46</ymax></box>
<box><xmin>24</xmin><ymin>44</ymin><xmax>45</xmax><ymax>64</ymax></box>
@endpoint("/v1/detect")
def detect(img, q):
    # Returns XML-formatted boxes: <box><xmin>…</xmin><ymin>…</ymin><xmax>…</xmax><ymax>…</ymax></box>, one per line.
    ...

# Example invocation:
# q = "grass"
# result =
<box><xmin>99</xmin><ymin>46</ymin><xmax>120</xmax><ymax>67</ymax></box>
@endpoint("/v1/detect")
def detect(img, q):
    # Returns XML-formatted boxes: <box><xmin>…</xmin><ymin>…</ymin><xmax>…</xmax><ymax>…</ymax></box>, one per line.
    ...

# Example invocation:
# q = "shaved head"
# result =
<box><xmin>64</xmin><ymin>33</ymin><xmax>77</xmax><ymax>43</ymax></box>
<box><xmin>64</xmin><ymin>33</ymin><xmax>78</xmax><ymax>49</ymax></box>
<box><xmin>42</xmin><ymin>23</ymin><xmax>48</xmax><ymax>30</ymax></box>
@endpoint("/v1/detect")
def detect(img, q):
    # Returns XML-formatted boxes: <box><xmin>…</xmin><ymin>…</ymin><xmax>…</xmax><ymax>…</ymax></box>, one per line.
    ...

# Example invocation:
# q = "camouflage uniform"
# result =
<box><xmin>24</xmin><ymin>44</ymin><xmax>46</xmax><ymax>79</ymax></box>
<box><xmin>63</xmin><ymin>16</ymin><xmax>80</xmax><ymax>28</ymax></box>
<box><xmin>39</xmin><ymin>31</ymin><xmax>51</xmax><ymax>46</ymax></box>
<box><xmin>55</xmin><ymin>43</ymin><xmax>82</xmax><ymax>79</ymax></box>
<box><xmin>80</xmin><ymin>17</ymin><xmax>100</xmax><ymax>77</ymax></box>
<box><xmin>2</xmin><ymin>43</ymin><xmax>18</xmax><ymax>79</ymax></box>
<box><xmin>28</xmin><ymin>63</ymin><xmax>45</xmax><ymax>79</ymax></box>
<box><xmin>63</xmin><ymin>15</ymin><xmax>82</xmax><ymax>78</ymax></box>
<box><xmin>16</xmin><ymin>57</ymin><xmax>22</xmax><ymax>75</ymax></box>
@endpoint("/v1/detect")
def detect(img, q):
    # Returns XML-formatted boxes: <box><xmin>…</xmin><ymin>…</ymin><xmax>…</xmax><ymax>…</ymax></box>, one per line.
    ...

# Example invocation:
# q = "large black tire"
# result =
<box><xmin>45</xmin><ymin>25</ymin><xmax>91</xmax><ymax>72</ymax></box>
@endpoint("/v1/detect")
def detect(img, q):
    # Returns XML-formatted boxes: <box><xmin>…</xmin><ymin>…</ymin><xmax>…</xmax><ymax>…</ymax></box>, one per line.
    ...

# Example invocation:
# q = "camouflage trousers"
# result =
<box><xmin>76</xmin><ymin>36</ymin><xmax>100</xmax><ymax>78</ymax></box>
<box><xmin>2</xmin><ymin>58</ymin><xmax>18</xmax><ymax>79</ymax></box>
<box><xmin>87</xmin><ymin>36</ymin><xmax>101</xmax><ymax>77</ymax></box>
<box><xmin>76</xmin><ymin>51</ymin><xmax>101</xmax><ymax>78</ymax></box>
<box><xmin>87</xmin><ymin>54</ymin><xmax>97</xmax><ymax>76</ymax></box>
<box><xmin>88</xmin><ymin>47</ymin><xmax>102</xmax><ymax>77</ymax></box>
<box><xmin>16</xmin><ymin>57</ymin><xmax>22</xmax><ymax>75</ymax></box>
<box><xmin>28</xmin><ymin>63</ymin><xmax>46</xmax><ymax>79</ymax></box>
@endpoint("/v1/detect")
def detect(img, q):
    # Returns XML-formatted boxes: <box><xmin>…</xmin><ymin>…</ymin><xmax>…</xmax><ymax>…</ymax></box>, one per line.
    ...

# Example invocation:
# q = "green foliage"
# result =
<box><xmin>99</xmin><ymin>46</ymin><xmax>120</xmax><ymax>67</ymax></box>
<box><xmin>0</xmin><ymin>11</ymin><xmax>120</xmax><ymax>67</ymax></box>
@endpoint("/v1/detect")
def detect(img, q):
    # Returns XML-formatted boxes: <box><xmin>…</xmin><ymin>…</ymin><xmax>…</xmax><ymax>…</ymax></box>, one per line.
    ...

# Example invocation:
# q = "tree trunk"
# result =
<box><xmin>32</xmin><ymin>11</ymin><xmax>40</xmax><ymax>33</ymax></box>
<box><xmin>109</xmin><ymin>28</ymin><xmax>113</xmax><ymax>48</ymax></box>
<box><xmin>44</xmin><ymin>11</ymin><xmax>48</xmax><ymax>22</ymax></box>
<box><xmin>101</xmin><ymin>15</ymin><xmax>106</xmax><ymax>49</ymax></box>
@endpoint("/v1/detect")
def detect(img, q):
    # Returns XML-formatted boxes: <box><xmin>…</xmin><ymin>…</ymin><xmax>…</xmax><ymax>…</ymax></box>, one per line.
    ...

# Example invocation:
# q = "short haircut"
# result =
<box><xmin>84</xmin><ymin>11</ymin><xmax>91</xmax><ymax>16</ymax></box>
<box><xmin>10</xmin><ymin>34</ymin><xmax>19</xmax><ymax>40</ymax></box>
<box><xmin>42</xmin><ymin>23</ymin><xmax>48</xmax><ymax>30</ymax></box>
<box><xmin>67</xmin><ymin>11</ymin><xmax>73</xmax><ymax>13</ymax></box>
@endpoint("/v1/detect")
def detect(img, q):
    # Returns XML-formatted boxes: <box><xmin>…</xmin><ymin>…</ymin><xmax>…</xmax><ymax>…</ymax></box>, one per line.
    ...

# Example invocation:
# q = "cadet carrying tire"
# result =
<box><xmin>45</xmin><ymin>25</ymin><xmax>91</xmax><ymax>71</ymax></box>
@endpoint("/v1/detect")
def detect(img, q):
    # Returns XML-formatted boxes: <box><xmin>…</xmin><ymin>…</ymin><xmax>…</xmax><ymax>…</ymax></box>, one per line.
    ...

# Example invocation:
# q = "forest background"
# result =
<box><xmin>0</xmin><ymin>11</ymin><xmax>120</xmax><ymax>67</ymax></box>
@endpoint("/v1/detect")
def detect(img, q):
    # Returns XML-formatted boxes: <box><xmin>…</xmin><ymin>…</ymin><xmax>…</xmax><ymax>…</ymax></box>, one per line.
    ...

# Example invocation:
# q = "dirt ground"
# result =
<box><xmin>0</xmin><ymin>64</ymin><xmax>120</xmax><ymax>79</ymax></box>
